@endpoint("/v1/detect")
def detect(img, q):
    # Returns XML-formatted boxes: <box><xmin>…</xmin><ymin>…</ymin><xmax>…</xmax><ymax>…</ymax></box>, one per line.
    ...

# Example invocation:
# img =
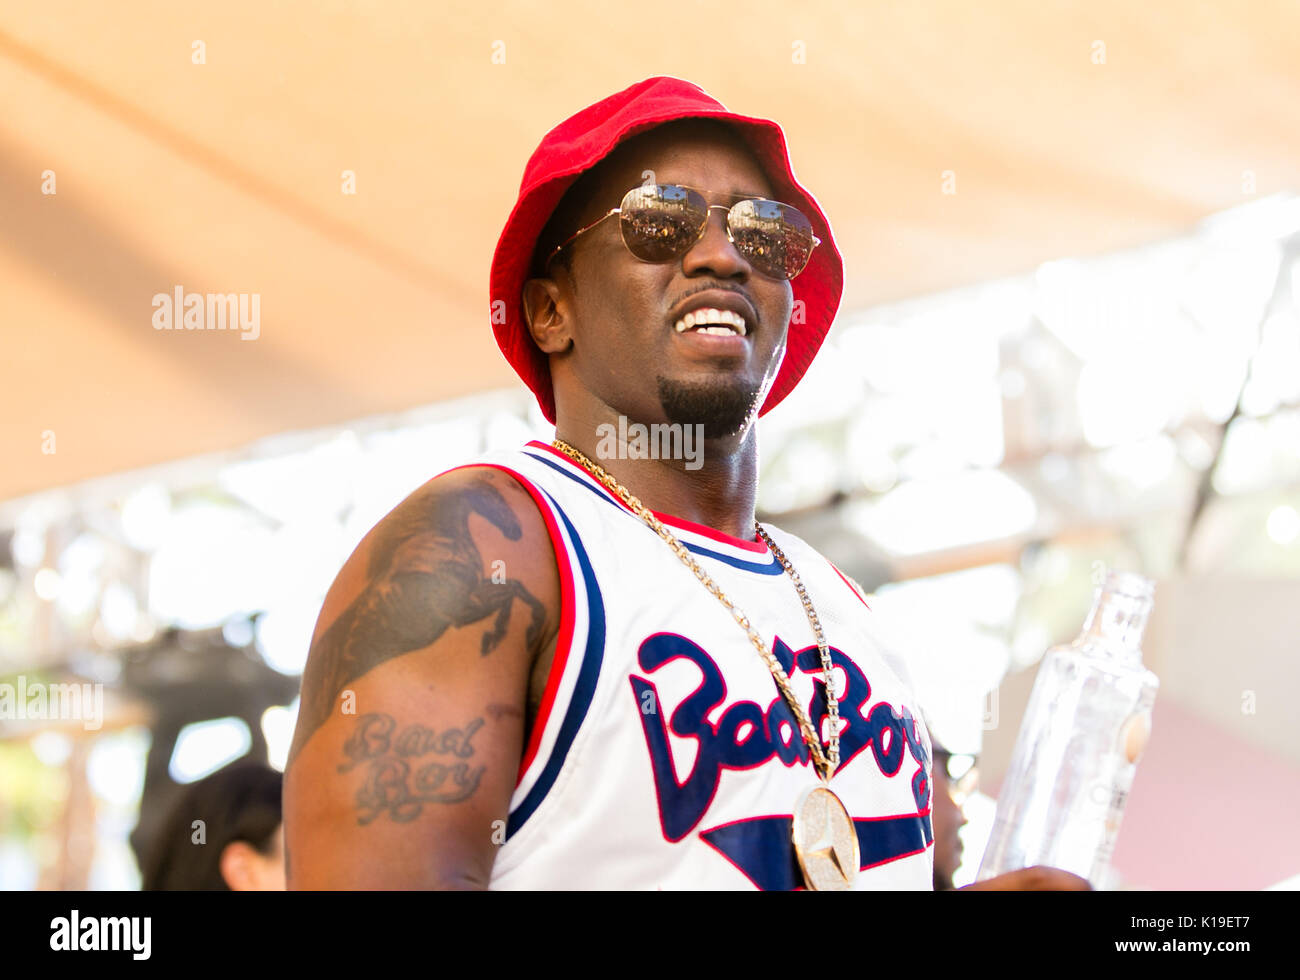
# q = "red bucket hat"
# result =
<box><xmin>489</xmin><ymin>75</ymin><xmax>843</xmax><ymax>424</ymax></box>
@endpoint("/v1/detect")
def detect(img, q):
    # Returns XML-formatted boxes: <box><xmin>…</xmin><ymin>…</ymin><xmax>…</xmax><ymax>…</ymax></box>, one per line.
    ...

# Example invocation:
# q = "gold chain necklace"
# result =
<box><xmin>550</xmin><ymin>438</ymin><xmax>860</xmax><ymax>890</ymax></box>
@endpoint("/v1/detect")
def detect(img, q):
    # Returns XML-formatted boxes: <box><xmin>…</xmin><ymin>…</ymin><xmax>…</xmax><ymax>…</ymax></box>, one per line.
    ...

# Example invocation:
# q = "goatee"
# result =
<box><xmin>657</xmin><ymin>376</ymin><xmax>762</xmax><ymax>439</ymax></box>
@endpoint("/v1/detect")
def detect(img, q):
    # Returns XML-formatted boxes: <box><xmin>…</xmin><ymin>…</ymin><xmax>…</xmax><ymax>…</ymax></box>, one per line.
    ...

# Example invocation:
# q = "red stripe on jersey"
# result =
<box><xmin>829</xmin><ymin>562</ymin><xmax>872</xmax><ymax>611</ymax></box>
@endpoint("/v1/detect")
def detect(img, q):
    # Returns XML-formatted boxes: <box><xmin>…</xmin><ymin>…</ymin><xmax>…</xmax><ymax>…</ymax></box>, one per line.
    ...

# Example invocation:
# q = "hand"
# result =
<box><xmin>958</xmin><ymin>866</ymin><xmax>1093</xmax><ymax>891</ymax></box>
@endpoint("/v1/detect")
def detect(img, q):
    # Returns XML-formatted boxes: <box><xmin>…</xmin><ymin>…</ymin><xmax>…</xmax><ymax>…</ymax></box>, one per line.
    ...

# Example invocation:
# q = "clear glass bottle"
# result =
<box><xmin>976</xmin><ymin>570</ymin><xmax>1159</xmax><ymax>888</ymax></box>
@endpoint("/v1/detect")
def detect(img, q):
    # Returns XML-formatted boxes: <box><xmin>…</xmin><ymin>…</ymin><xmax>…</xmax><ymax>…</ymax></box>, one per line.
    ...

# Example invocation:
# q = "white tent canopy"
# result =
<box><xmin>3</xmin><ymin>1</ymin><xmax>1299</xmax><ymax>501</ymax></box>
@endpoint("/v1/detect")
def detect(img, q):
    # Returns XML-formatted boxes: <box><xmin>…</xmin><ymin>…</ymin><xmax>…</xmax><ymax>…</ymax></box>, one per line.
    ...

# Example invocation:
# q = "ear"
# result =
<box><xmin>522</xmin><ymin>273</ymin><xmax>575</xmax><ymax>355</ymax></box>
<box><xmin>219</xmin><ymin>840</ymin><xmax>259</xmax><ymax>891</ymax></box>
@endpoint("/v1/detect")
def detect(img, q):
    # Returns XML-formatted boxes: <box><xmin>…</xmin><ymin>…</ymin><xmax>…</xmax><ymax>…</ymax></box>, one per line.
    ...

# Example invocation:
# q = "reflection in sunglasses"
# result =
<box><xmin>622</xmin><ymin>185</ymin><xmax>818</xmax><ymax>280</ymax></box>
<box><xmin>548</xmin><ymin>182</ymin><xmax>819</xmax><ymax>281</ymax></box>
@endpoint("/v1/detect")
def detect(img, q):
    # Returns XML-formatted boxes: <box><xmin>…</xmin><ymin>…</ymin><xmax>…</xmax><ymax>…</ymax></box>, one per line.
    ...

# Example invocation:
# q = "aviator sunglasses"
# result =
<box><xmin>545</xmin><ymin>183</ymin><xmax>821</xmax><ymax>281</ymax></box>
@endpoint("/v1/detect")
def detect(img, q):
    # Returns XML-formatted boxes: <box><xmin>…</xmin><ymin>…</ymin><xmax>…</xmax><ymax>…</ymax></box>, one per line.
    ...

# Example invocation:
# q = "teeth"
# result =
<box><xmin>672</xmin><ymin>307</ymin><xmax>747</xmax><ymax>336</ymax></box>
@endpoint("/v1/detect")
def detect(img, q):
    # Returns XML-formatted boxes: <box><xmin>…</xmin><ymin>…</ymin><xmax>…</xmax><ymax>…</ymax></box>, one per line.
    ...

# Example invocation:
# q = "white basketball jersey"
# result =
<box><xmin>470</xmin><ymin>440</ymin><xmax>934</xmax><ymax>890</ymax></box>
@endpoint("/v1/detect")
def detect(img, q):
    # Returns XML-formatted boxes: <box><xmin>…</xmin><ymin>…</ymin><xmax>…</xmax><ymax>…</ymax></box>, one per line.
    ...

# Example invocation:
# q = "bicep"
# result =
<box><xmin>283</xmin><ymin>468</ymin><xmax>558</xmax><ymax>889</ymax></box>
<box><xmin>286</xmin><ymin>642</ymin><xmax>528</xmax><ymax>889</ymax></box>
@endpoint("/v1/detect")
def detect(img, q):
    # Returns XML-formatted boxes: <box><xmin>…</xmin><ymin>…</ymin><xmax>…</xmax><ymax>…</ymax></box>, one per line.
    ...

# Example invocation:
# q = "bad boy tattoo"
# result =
<box><xmin>340</xmin><ymin>713</ymin><xmax>486</xmax><ymax>824</ymax></box>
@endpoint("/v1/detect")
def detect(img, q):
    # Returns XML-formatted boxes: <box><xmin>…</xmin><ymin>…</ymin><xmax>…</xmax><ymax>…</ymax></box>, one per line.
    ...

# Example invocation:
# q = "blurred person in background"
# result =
<box><xmin>930</xmin><ymin>740</ymin><xmax>977</xmax><ymax>890</ymax></box>
<box><xmin>140</xmin><ymin>758</ymin><xmax>284</xmax><ymax>890</ymax></box>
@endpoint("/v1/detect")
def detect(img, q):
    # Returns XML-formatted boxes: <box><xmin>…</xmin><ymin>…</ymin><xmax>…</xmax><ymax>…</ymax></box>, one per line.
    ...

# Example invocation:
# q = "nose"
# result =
<box><xmin>680</xmin><ymin>205</ymin><xmax>751</xmax><ymax>280</ymax></box>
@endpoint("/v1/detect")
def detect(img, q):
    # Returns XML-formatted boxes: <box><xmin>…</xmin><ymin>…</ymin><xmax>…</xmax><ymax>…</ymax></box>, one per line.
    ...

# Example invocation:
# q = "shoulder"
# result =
<box><xmin>758</xmin><ymin>521</ymin><xmax>870</xmax><ymax>602</ymax></box>
<box><xmin>395</xmin><ymin>464</ymin><xmax>561</xmax><ymax>619</ymax></box>
<box><xmin>755</xmin><ymin>521</ymin><xmax>820</xmax><ymax>566</ymax></box>
<box><xmin>422</xmin><ymin>462</ymin><xmax>553</xmax><ymax>537</ymax></box>
<box><xmin>759</xmin><ymin>521</ymin><xmax>924</xmax><ymax>696</ymax></box>
<box><xmin>314</xmin><ymin>459</ymin><xmax>565</xmax><ymax>667</ymax></box>
<box><xmin>364</xmin><ymin>457</ymin><xmax>556</xmax><ymax>553</ymax></box>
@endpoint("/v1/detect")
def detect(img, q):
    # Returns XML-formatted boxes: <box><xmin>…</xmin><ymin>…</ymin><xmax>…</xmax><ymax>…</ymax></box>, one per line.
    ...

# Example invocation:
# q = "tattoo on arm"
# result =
<box><xmin>340</xmin><ymin>713</ymin><xmax>487</xmax><ymax>825</ymax></box>
<box><xmin>289</xmin><ymin>476</ymin><xmax>546</xmax><ymax>764</ymax></box>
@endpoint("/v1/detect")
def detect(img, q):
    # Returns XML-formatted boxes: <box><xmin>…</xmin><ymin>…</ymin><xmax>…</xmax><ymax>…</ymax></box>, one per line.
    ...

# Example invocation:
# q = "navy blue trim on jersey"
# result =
<box><xmin>522</xmin><ymin>449</ymin><xmax>784</xmax><ymax>575</ymax></box>
<box><xmin>699</xmin><ymin>817</ymin><xmax>804</xmax><ymax>890</ymax></box>
<box><xmin>855</xmin><ymin>814</ymin><xmax>933</xmax><ymax>867</ymax></box>
<box><xmin>699</xmin><ymin>812</ymin><xmax>932</xmax><ymax>890</ymax></box>
<box><xmin>505</xmin><ymin>489</ymin><xmax>606</xmax><ymax>840</ymax></box>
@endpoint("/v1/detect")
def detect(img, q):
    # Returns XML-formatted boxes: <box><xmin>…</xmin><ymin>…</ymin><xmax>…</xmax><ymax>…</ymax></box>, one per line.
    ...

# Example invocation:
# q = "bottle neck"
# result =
<box><xmin>1080</xmin><ymin>585</ymin><xmax>1153</xmax><ymax>661</ymax></box>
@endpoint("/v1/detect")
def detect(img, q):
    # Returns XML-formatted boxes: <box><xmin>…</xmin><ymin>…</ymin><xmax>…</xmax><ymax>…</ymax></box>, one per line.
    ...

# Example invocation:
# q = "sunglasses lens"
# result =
<box><xmin>729</xmin><ymin>199</ymin><xmax>817</xmax><ymax>280</ymax></box>
<box><xmin>619</xmin><ymin>185</ymin><xmax>708</xmax><ymax>262</ymax></box>
<box><xmin>617</xmin><ymin>185</ymin><xmax>818</xmax><ymax>280</ymax></box>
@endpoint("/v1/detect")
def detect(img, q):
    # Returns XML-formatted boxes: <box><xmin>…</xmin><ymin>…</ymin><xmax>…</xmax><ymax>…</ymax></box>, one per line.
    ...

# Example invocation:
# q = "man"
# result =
<box><xmin>284</xmin><ymin>76</ymin><xmax>1086</xmax><ymax>891</ymax></box>
<box><xmin>929</xmin><ymin>741</ymin><xmax>975</xmax><ymax>890</ymax></box>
